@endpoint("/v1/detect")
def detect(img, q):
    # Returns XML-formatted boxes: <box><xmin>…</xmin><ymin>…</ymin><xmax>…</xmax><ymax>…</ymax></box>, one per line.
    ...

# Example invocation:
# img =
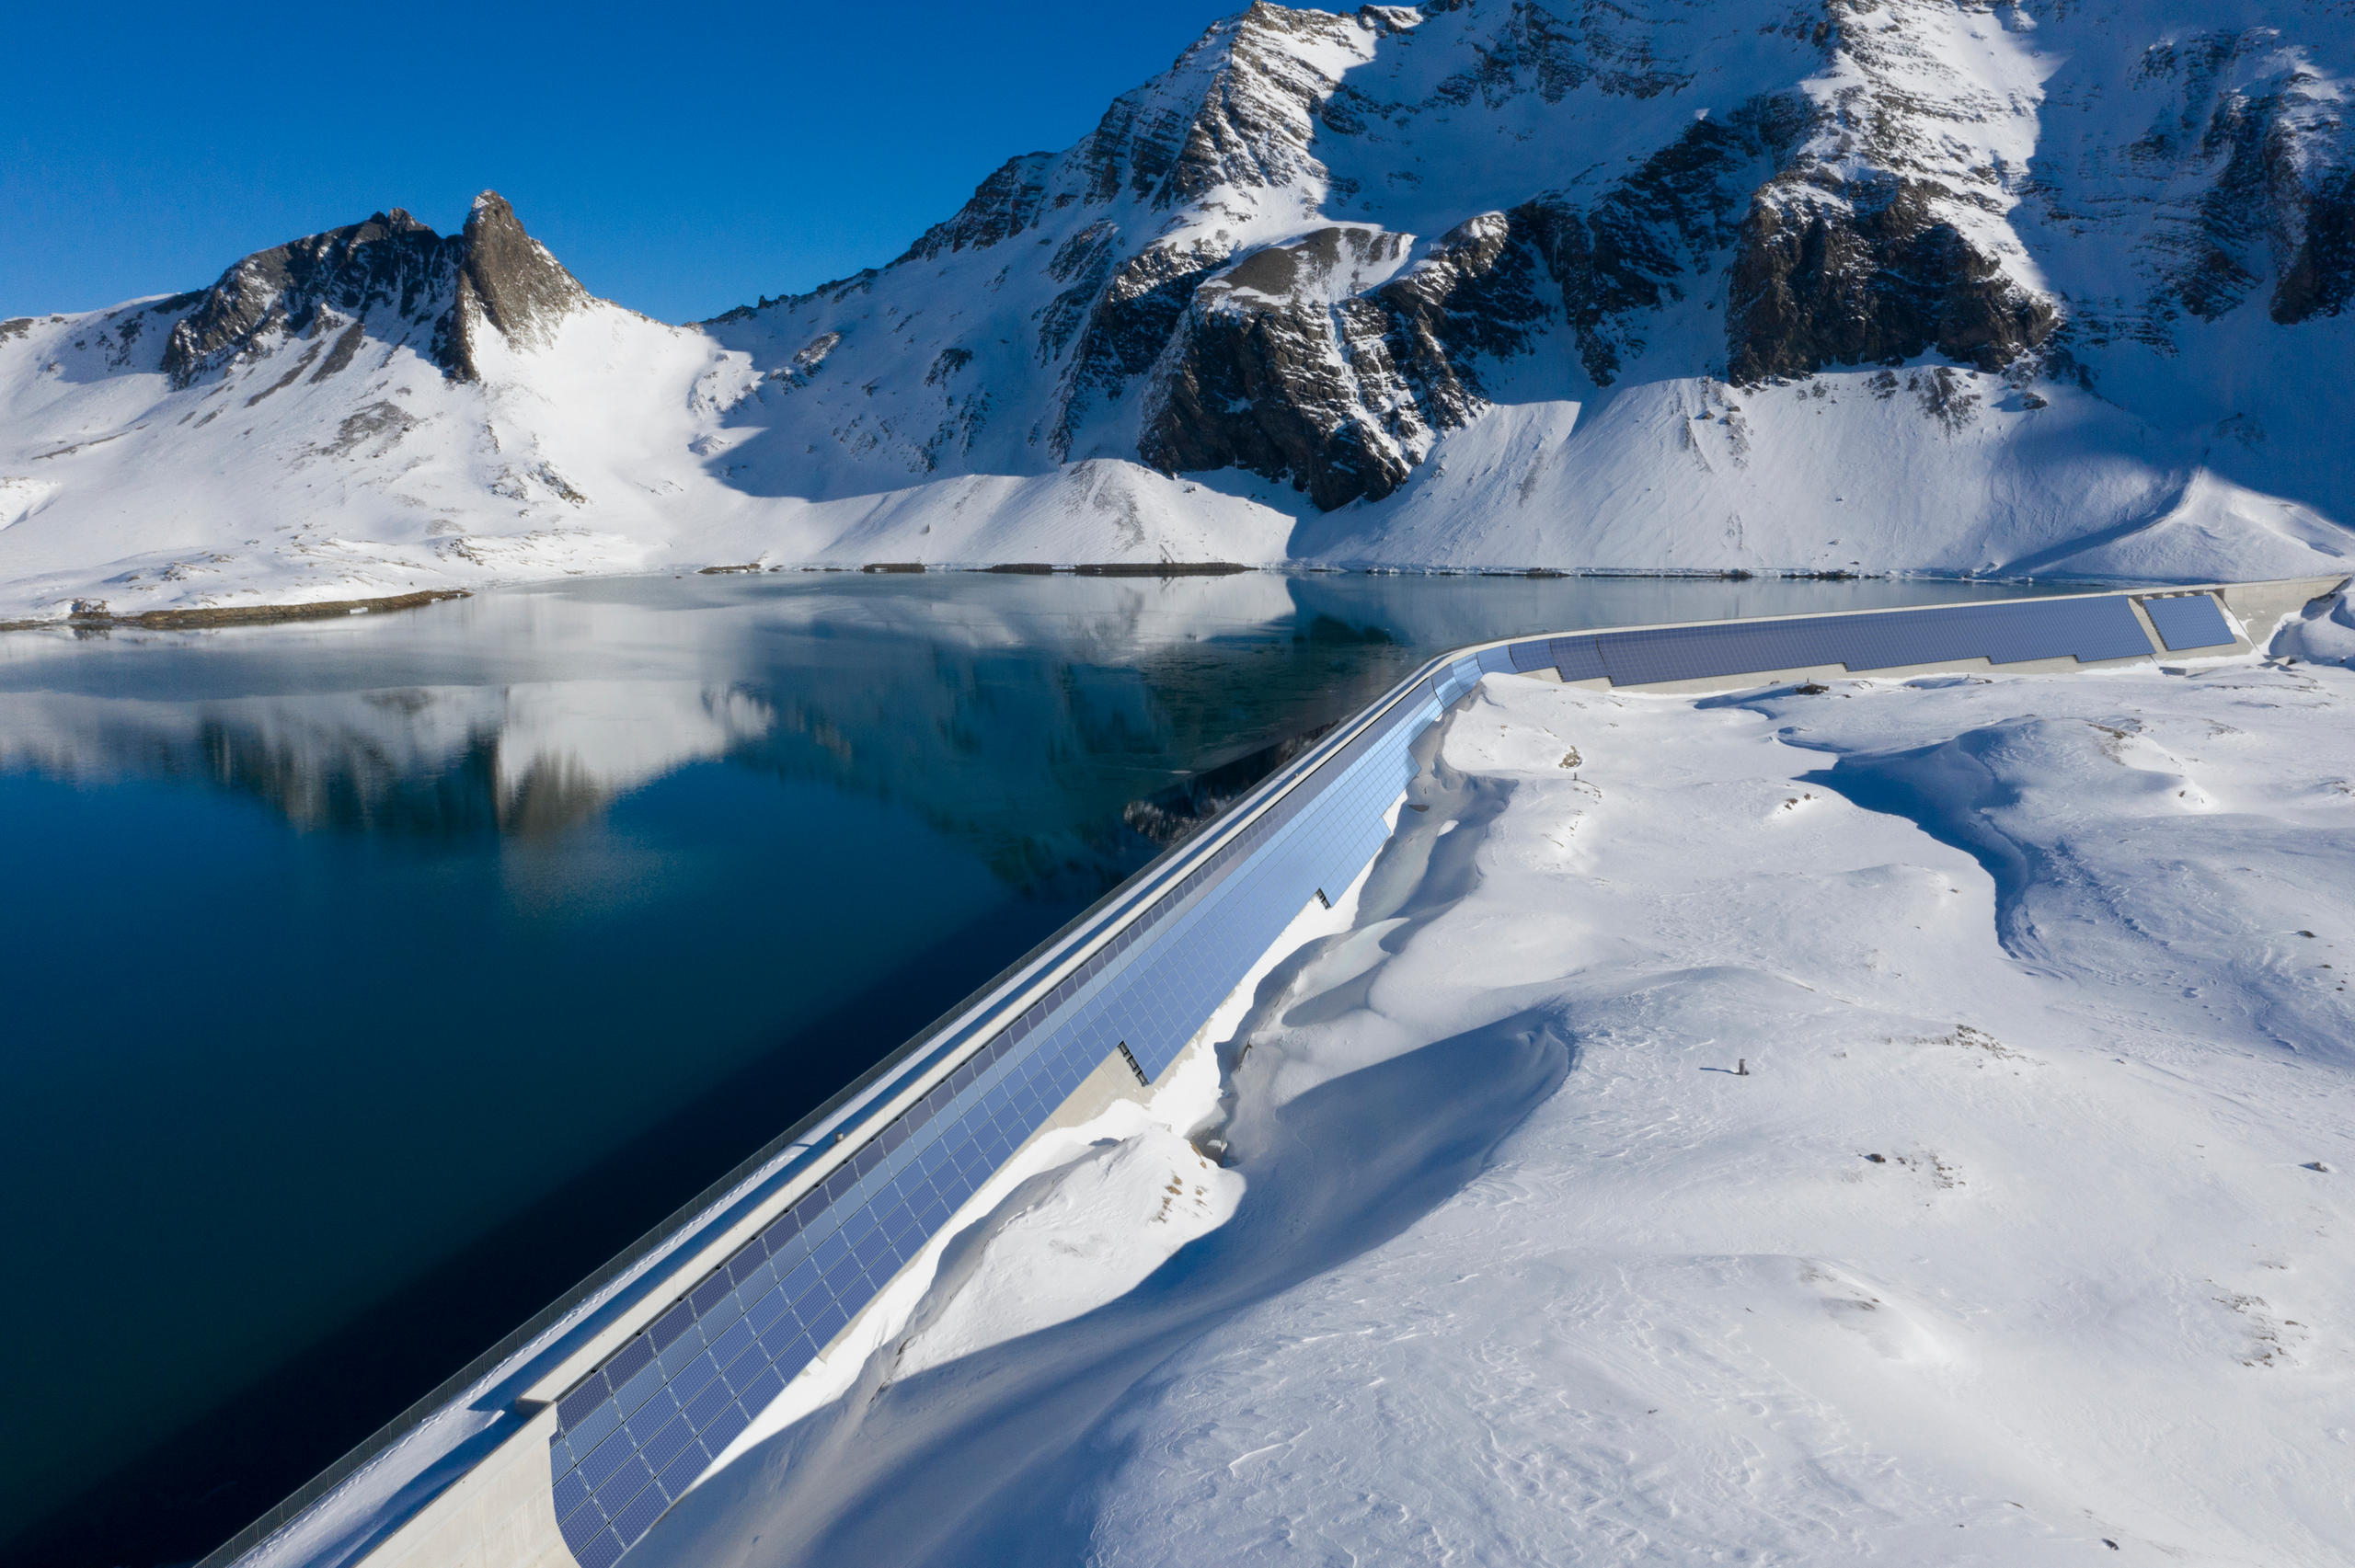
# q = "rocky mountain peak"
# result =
<box><xmin>884</xmin><ymin>3</ymin><xmax>1368</xmax><ymax>276</ymax></box>
<box><xmin>447</xmin><ymin>190</ymin><xmax>591</xmax><ymax>366</ymax></box>
<box><xmin>159</xmin><ymin>192</ymin><xmax>589</xmax><ymax>389</ymax></box>
<box><xmin>161</xmin><ymin>210</ymin><xmax>454</xmax><ymax>387</ymax></box>
<box><xmin>895</xmin><ymin>153</ymin><xmax>1062</xmax><ymax>264</ymax></box>
<box><xmin>1092</xmin><ymin>1</ymin><xmax>1367</xmax><ymax>213</ymax></box>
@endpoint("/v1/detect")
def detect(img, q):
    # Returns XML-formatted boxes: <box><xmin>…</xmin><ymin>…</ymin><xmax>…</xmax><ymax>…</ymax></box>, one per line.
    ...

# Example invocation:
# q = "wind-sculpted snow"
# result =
<box><xmin>636</xmin><ymin>639</ymin><xmax>2355</xmax><ymax>1567</ymax></box>
<box><xmin>2272</xmin><ymin>578</ymin><xmax>2355</xmax><ymax>663</ymax></box>
<box><xmin>6</xmin><ymin>1</ymin><xmax>2355</xmax><ymax>616</ymax></box>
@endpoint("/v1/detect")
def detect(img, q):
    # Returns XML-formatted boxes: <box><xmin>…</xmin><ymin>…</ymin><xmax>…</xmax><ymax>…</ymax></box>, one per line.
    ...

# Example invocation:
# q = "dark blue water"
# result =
<box><xmin>0</xmin><ymin>570</ymin><xmax>2064</xmax><ymax>1566</ymax></box>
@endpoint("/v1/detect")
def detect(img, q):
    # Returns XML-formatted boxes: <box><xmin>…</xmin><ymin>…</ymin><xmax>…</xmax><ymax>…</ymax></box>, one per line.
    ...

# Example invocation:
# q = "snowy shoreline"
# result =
<box><xmin>638</xmin><ymin>590</ymin><xmax>2355</xmax><ymax>1567</ymax></box>
<box><xmin>0</xmin><ymin>563</ymin><xmax>2141</xmax><ymax>640</ymax></box>
<box><xmin>0</xmin><ymin>561</ymin><xmax>2135</xmax><ymax>636</ymax></box>
<box><xmin>0</xmin><ymin>586</ymin><xmax>469</xmax><ymax>634</ymax></box>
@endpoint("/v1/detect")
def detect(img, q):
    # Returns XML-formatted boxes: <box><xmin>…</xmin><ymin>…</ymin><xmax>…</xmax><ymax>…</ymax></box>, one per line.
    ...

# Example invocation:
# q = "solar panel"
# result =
<box><xmin>1591</xmin><ymin>597</ymin><xmax>2153</xmax><ymax>686</ymax></box>
<box><xmin>1505</xmin><ymin>639</ymin><xmax>1556</xmax><ymax>674</ymax></box>
<box><xmin>573</xmin><ymin>1528</ymin><xmax>623</xmax><ymax>1568</ymax></box>
<box><xmin>2140</xmin><ymin>593</ymin><xmax>2235</xmax><ymax>652</ymax></box>
<box><xmin>1547</xmin><ymin>636</ymin><xmax>1606</xmax><ymax>682</ymax></box>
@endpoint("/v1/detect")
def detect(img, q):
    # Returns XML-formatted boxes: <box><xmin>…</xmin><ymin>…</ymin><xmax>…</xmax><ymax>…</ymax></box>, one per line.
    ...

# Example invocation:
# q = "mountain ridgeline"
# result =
<box><xmin>157</xmin><ymin>194</ymin><xmax>589</xmax><ymax>390</ymax></box>
<box><xmin>701</xmin><ymin>0</ymin><xmax>2355</xmax><ymax>510</ymax></box>
<box><xmin>4</xmin><ymin>0</ymin><xmax>2353</xmax><ymax>617</ymax></box>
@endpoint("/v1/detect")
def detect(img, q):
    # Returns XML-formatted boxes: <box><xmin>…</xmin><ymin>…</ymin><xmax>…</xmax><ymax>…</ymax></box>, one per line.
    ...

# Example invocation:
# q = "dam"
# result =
<box><xmin>202</xmin><ymin>577</ymin><xmax>2339</xmax><ymax>1568</ymax></box>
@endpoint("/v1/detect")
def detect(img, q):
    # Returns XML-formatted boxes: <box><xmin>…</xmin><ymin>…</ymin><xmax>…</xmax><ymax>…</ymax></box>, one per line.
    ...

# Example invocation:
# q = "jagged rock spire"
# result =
<box><xmin>160</xmin><ymin>192</ymin><xmax>588</xmax><ymax>388</ymax></box>
<box><xmin>448</xmin><ymin>192</ymin><xmax>589</xmax><ymax>362</ymax></box>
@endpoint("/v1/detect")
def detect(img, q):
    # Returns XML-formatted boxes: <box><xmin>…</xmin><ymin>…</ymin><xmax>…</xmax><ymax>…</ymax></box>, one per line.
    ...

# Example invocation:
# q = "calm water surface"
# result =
<box><xmin>0</xmin><ymin>570</ymin><xmax>2067</xmax><ymax>1565</ymax></box>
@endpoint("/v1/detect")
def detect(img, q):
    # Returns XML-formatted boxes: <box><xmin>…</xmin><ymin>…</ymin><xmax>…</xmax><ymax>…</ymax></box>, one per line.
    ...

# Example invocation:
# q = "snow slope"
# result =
<box><xmin>634</xmin><ymin>610</ymin><xmax>2355</xmax><ymax>1566</ymax></box>
<box><xmin>6</xmin><ymin>2</ymin><xmax>2355</xmax><ymax>616</ymax></box>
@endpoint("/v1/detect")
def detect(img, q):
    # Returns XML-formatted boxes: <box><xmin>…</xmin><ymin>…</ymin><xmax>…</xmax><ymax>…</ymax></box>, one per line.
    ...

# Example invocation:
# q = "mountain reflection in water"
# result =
<box><xmin>0</xmin><ymin>569</ymin><xmax>2062</xmax><ymax>1568</ymax></box>
<box><xmin>1</xmin><ymin>573</ymin><xmax>1404</xmax><ymax>877</ymax></box>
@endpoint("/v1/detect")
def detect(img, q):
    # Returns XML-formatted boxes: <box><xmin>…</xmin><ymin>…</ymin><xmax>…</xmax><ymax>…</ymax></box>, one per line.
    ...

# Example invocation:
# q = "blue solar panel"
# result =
<box><xmin>576</xmin><ymin>1432</ymin><xmax>637</xmax><ymax>1492</ymax></box>
<box><xmin>639</xmin><ymin>1414</ymin><xmax>694</xmax><ymax>1472</ymax></box>
<box><xmin>616</xmin><ymin>1356</ymin><xmax>663</xmax><ymax>1413</ymax></box>
<box><xmin>1548</xmin><ymin>635</ymin><xmax>1606</xmax><ymax>682</ymax></box>
<box><xmin>648</xmin><ymin>1301</ymin><xmax>694</xmax><ymax>1350</ymax></box>
<box><xmin>565</xmin><ymin>1400</ymin><xmax>618</xmax><ymax>1458</ymax></box>
<box><xmin>1590</xmin><ymin>597</ymin><xmax>2153</xmax><ymax>686</ymax></box>
<box><xmin>2141</xmin><ymin>593</ymin><xmax>2235</xmax><ymax>652</ymax></box>
<box><xmin>607</xmin><ymin>1482</ymin><xmax>666</xmax><ymax>1542</ymax></box>
<box><xmin>656</xmin><ymin>1444</ymin><xmax>705</xmax><ymax>1498</ymax></box>
<box><xmin>702</xmin><ymin>1402</ymin><xmax>752</xmax><ymax>1454</ymax></box>
<box><xmin>1505</xmin><ymin>638</ymin><xmax>1556</xmax><ymax>674</ymax></box>
<box><xmin>556</xmin><ymin>1379</ymin><xmax>607</xmax><ymax>1431</ymax></box>
<box><xmin>570</xmin><ymin>1528</ymin><xmax>623</xmax><ymax>1568</ymax></box>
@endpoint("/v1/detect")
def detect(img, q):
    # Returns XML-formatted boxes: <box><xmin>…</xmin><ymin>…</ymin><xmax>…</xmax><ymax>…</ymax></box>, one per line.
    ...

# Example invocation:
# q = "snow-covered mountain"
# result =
<box><xmin>6</xmin><ymin>1</ymin><xmax>2355</xmax><ymax>619</ymax></box>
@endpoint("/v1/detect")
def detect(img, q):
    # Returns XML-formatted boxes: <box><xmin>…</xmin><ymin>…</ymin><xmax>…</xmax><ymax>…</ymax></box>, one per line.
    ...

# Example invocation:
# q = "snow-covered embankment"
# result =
<box><xmin>643</xmin><ymin>599</ymin><xmax>2355</xmax><ymax>1567</ymax></box>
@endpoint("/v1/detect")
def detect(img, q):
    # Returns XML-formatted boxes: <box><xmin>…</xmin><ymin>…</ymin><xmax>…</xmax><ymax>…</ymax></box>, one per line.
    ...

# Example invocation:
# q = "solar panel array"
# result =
<box><xmin>546</xmin><ymin>676</ymin><xmax>1445</xmax><ymax>1568</ymax></box>
<box><xmin>2139</xmin><ymin>592</ymin><xmax>2237</xmax><ymax>653</ymax></box>
<box><xmin>1537</xmin><ymin>595</ymin><xmax>2154</xmax><ymax>687</ymax></box>
<box><xmin>541</xmin><ymin>589</ymin><xmax>2172</xmax><ymax>1567</ymax></box>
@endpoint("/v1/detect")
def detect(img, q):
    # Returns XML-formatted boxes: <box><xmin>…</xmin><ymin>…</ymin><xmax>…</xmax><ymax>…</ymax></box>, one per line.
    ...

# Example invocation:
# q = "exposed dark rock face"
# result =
<box><xmin>1419</xmin><ymin>0</ymin><xmax>1693</xmax><ymax>106</ymax></box>
<box><xmin>2122</xmin><ymin>29</ymin><xmax>2330</xmax><ymax>323</ymax></box>
<box><xmin>1132</xmin><ymin>91</ymin><xmax>1817</xmax><ymax>509</ymax></box>
<box><xmin>160</xmin><ymin>192</ymin><xmax>586</xmax><ymax>389</ymax></box>
<box><xmin>1143</xmin><ymin>226</ymin><xmax>1420</xmax><ymax>509</ymax></box>
<box><xmin>447</xmin><ymin>192</ymin><xmax>589</xmax><ymax>361</ymax></box>
<box><xmin>316</xmin><ymin>400</ymin><xmax>419</xmax><ymax>458</ymax></box>
<box><xmin>1049</xmin><ymin>237</ymin><xmax>1230</xmax><ymax>458</ymax></box>
<box><xmin>1074</xmin><ymin>2</ymin><xmax>1359</xmax><ymax>210</ymax></box>
<box><xmin>1363</xmin><ymin>211</ymin><xmax>1547</xmax><ymax>434</ymax></box>
<box><xmin>1135</xmin><ymin>209</ymin><xmax>1568</xmax><ymax>508</ymax></box>
<box><xmin>312</xmin><ymin>321</ymin><xmax>368</xmax><ymax>382</ymax></box>
<box><xmin>1728</xmin><ymin>176</ymin><xmax>2061</xmax><ymax>382</ymax></box>
<box><xmin>1035</xmin><ymin>222</ymin><xmax>1123</xmax><ymax>364</ymax></box>
<box><xmin>897</xmin><ymin>153</ymin><xmax>1059</xmax><ymax>262</ymax></box>
<box><xmin>2275</xmin><ymin>169</ymin><xmax>2355</xmax><ymax>322</ymax></box>
<box><xmin>878</xmin><ymin>8</ymin><xmax>1931</xmax><ymax>509</ymax></box>
<box><xmin>2069</xmin><ymin>26</ymin><xmax>2355</xmax><ymax>332</ymax></box>
<box><xmin>162</xmin><ymin>211</ymin><xmax>454</xmax><ymax>386</ymax></box>
<box><xmin>1533</xmin><ymin>95</ymin><xmax>1814</xmax><ymax>384</ymax></box>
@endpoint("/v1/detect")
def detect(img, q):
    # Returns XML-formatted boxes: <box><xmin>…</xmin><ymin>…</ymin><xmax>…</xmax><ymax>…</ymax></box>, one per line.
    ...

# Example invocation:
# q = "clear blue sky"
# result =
<box><xmin>2</xmin><ymin>1</ymin><xmax>1258</xmax><ymax>323</ymax></box>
